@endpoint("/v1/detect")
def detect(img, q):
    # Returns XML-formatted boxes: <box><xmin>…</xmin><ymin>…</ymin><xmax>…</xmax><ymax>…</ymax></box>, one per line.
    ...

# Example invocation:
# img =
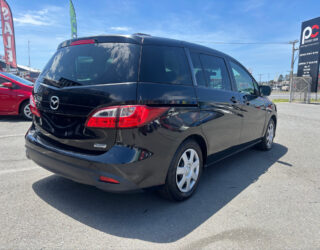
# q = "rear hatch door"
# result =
<box><xmin>33</xmin><ymin>40</ymin><xmax>140</xmax><ymax>153</ymax></box>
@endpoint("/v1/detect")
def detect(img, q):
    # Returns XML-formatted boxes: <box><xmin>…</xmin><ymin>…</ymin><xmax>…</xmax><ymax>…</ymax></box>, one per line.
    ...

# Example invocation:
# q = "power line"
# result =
<box><xmin>257</xmin><ymin>73</ymin><xmax>263</xmax><ymax>84</ymax></box>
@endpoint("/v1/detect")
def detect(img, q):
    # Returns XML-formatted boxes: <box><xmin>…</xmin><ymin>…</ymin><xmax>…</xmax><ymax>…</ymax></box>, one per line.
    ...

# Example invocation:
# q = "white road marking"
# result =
<box><xmin>0</xmin><ymin>167</ymin><xmax>39</xmax><ymax>176</ymax></box>
<box><xmin>0</xmin><ymin>134</ymin><xmax>25</xmax><ymax>139</ymax></box>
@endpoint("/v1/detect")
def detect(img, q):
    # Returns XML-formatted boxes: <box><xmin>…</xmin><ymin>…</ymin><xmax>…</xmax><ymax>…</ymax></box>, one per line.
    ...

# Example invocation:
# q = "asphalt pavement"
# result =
<box><xmin>0</xmin><ymin>103</ymin><xmax>319</xmax><ymax>249</ymax></box>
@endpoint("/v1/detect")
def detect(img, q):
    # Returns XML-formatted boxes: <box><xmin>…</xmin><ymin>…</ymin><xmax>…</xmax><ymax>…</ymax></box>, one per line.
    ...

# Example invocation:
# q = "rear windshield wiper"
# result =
<box><xmin>42</xmin><ymin>77</ymin><xmax>81</xmax><ymax>88</ymax></box>
<box><xmin>58</xmin><ymin>77</ymin><xmax>81</xmax><ymax>87</ymax></box>
<box><xmin>42</xmin><ymin>77</ymin><xmax>60</xmax><ymax>88</ymax></box>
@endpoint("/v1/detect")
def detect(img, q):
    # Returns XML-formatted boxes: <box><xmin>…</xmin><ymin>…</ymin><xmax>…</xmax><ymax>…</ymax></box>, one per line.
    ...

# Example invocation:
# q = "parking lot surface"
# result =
<box><xmin>0</xmin><ymin>103</ymin><xmax>319</xmax><ymax>249</ymax></box>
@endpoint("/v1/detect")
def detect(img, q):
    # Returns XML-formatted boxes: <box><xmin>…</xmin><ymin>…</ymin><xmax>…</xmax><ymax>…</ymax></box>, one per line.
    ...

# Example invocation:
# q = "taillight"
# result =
<box><xmin>99</xmin><ymin>176</ymin><xmax>119</xmax><ymax>184</ymax></box>
<box><xmin>86</xmin><ymin>107</ymin><xmax>118</xmax><ymax>128</ymax></box>
<box><xmin>29</xmin><ymin>95</ymin><xmax>41</xmax><ymax>117</ymax></box>
<box><xmin>85</xmin><ymin>105</ymin><xmax>168</xmax><ymax>129</ymax></box>
<box><xmin>70</xmin><ymin>39</ymin><xmax>95</xmax><ymax>46</ymax></box>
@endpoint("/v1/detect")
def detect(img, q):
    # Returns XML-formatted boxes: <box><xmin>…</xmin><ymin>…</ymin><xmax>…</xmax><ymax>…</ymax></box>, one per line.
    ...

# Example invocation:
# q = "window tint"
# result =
<box><xmin>0</xmin><ymin>77</ymin><xmax>8</xmax><ymax>87</ymax></box>
<box><xmin>230</xmin><ymin>61</ymin><xmax>257</xmax><ymax>95</ymax></box>
<box><xmin>140</xmin><ymin>45</ymin><xmax>192</xmax><ymax>85</ymax></box>
<box><xmin>190</xmin><ymin>52</ymin><xmax>206</xmax><ymax>86</ymax></box>
<box><xmin>1</xmin><ymin>72</ymin><xmax>33</xmax><ymax>86</ymax></box>
<box><xmin>199</xmin><ymin>54</ymin><xmax>231</xmax><ymax>90</ymax></box>
<box><xmin>38</xmin><ymin>43</ymin><xmax>140</xmax><ymax>87</ymax></box>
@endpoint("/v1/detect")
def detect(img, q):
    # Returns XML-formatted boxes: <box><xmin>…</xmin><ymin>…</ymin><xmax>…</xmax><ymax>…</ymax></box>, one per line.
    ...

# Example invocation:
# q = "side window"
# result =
<box><xmin>199</xmin><ymin>54</ymin><xmax>231</xmax><ymax>90</ymax></box>
<box><xmin>190</xmin><ymin>52</ymin><xmax>206</xmax><ymax>86</ymax></box>
<box><xmin>140</xmin><ymin>45</ymin><xmax>192</xmax><ymax>85</ymax></box>
<box><xmin>0</xmin><ymin>77</ymin><xmax>9</xmax><ymax>87</ymax></box>
<box><xmin>230</xmin><ymin>61</ymin><xmax>258</xmax><ymax>95</ymax></box>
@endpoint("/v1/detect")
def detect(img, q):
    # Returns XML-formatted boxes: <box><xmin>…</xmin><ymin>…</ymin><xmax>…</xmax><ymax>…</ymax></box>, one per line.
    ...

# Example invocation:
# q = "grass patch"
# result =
<box><xmin>272</xmin><ymin>99</ymin><xmax>289</xmax><ymax>103</ymax></box>
<box><xmin>310</xmin><ymin>99</ymin><xmax>320</xmax><ymax>103</ymax></box>
<box><xmin>272</xmin><ymin>98</ymin><xmax>320</xmax><ymax>103</ymax></box>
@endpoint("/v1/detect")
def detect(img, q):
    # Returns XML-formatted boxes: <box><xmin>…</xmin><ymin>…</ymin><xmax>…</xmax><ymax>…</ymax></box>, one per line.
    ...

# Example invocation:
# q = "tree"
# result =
<box><xmin>285</xmin><ymin>74</ymin><xmax>290</xmax><ymax>81</ymax></box>
<box><xmin>278</xmin><ymin>74</ymin><xmax>284</xmax><ymax>82</ymax></box>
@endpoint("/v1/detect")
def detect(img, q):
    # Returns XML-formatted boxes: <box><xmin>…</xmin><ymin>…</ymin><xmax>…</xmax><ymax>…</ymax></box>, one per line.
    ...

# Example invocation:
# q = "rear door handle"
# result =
<box><xmin>230</xmin><ymin>96</ymin><xmax>238</xmax><ymax>103</ymax></box>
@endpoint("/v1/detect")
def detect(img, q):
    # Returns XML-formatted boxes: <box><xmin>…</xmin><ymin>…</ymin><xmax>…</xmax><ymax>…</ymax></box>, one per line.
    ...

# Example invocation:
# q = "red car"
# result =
<box><xmin>0</xmin><ymin>72</ymin><xmax>33</xmax><ymax>120</ymax></box>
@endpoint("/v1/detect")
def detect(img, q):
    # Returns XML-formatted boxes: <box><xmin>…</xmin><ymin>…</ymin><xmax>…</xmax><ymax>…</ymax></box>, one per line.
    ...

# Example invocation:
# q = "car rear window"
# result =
<box><xmin>38</xmin><ymin>43</ymin><xmax>140</xmax><ymax>87</ymax></box>
<box><xmin>1</xmin><ymin>72</ymin><xmax>33</xmax><ymax>86</ymax></box>
<box><xmin>139</xmin><ymin>45</ymin><xmax>192</xmax><ymax>85</ymax></box>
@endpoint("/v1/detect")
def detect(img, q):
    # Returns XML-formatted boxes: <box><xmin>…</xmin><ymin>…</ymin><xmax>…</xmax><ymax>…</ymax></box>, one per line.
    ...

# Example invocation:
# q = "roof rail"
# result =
<box><xmin>132</xmin><ymin>33</ymin><xmax>151</xmax><ymax>37</ymax></box>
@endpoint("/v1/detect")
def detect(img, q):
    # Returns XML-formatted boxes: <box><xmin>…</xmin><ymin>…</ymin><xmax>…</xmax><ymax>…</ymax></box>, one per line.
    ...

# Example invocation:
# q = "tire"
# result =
<box><xmin>257</xmin><ymin>119</ymin><xmax>275</xmax><ymax>151</ymax></box>
<box><xmin>20</xmin><ymin>101</ymin><xmax>32</xmax><ymax>120</ymax></box>
<box><xmin>158</xmin><ymin>139</ymin><xmax>203</xmax><ymax>201</ymax></box>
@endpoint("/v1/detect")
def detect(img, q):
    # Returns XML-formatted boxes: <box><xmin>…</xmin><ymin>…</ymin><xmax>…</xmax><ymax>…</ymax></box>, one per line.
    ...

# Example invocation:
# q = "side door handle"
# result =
<box><xmin>230</xmin><ymin>96</ymin><xmax>238</xmax><ymax>103</ymax></box>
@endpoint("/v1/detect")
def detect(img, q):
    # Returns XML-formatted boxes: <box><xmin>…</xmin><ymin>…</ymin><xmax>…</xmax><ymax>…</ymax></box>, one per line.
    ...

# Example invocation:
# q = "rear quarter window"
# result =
<box><xmin>139</xmin><ymin>45</ymin><xmax>192</xmax><ymax>85</ymax></box>
<box><xmin>199</xmin><ymin>54</ymin><xmax>231</xmax><ymax>91</ymax></box>
<box><xmin>190</xmin><ymin>52</ymin><xmax>206</xmax><ymax>86</ymax></box>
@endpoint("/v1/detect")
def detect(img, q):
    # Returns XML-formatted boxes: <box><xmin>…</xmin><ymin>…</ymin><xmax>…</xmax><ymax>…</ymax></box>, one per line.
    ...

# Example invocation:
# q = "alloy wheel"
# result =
<box><xmin>176</xmin><ymin>148</ymin><xmax>200</xmax><ymax>193</ymax></box>
<box><xmin>266</xmin><ymin>122</ymin><xmax>274</xmax><ymax>148</ymax></box>
<box><xmin>24</xmin><ymin>104</ymin><xmax>32</xmax><ymax>119</ymax></box>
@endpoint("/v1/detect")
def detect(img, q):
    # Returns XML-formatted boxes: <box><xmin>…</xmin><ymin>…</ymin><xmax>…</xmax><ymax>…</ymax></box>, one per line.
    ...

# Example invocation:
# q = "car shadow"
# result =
<box><xmin>32</xmin><ymin>143</ymin><xmax>287</xmax><ymax>243</ymax></box>
<box><xmin>0</xmin><ymin>116</ymin><xmax>30</xmax><ymax>122</ymax></box>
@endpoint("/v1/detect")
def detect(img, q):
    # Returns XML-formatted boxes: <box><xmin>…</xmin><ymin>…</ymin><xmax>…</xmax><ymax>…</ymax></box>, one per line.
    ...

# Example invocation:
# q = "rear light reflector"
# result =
<box><xmin>99</xmin><ymin>176</ymin><xmax>120</xmax><ymax>184</ymax></box>
<box><xmin>85</xmin><ymin>105</ymin><xmax>168</xmax><ymax>129</ymax></box>
<box><xmin>29</xmin><ymin>95</ymin><xmax>41</xmax><ymax>117</ymax></box>
<box><xmin>70</xmin><ymin>39</ymin><xmax>95</xmax><ymax>46</ymax></box>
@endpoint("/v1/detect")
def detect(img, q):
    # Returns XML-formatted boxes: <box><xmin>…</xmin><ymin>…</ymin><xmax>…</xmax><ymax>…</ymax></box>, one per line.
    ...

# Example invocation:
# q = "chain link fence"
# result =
<box><xmin>289</xmin><ymin>76</ymin><xmax>313</xmax><ymax>103</ymax></box>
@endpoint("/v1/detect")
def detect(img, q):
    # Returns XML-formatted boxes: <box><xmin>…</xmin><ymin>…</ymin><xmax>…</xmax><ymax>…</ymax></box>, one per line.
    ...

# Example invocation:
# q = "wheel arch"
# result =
<box><xmin>181</xmin><ymin>134</ymin><xmax>208</xmax><ymax>166</ymax></box>
<box><xmin>262</xmin><ymin>114</ymin><xmax>277</xmax><ymax>138</ymax></box>
<box><xmin>270</xmin><ymin>115</ymin><xmax>277</xmax><ymax>136</ymax></box>
<box><xmin>270</xmin><ymin>115</ymin><xmax>277</xmax><ymax>128</ymax></box>
<box><xmin>19</xmin><ymin>98</ymin><xmax>30</xmax><ymax>114</ymax></box>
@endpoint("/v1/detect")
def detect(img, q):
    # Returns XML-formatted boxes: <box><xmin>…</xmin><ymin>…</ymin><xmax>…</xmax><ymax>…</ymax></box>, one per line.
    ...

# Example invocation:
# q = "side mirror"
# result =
<box><xmin>259</xmin><ymin>85</ymin><xmax>271</xmax><ymax>96</ymax></box>
<box><xmin>2</xmin><ymin>82</ymin><xmax>13</xmax><ymax>89</ymax></box>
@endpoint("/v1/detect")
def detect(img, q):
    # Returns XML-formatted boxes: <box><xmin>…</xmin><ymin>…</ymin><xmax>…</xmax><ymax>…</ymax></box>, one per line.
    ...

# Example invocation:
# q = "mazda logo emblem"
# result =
<box><xmin>50</xmin><ymin>96</ymin><xmax>59</xmax><ymax>110</ymax></box>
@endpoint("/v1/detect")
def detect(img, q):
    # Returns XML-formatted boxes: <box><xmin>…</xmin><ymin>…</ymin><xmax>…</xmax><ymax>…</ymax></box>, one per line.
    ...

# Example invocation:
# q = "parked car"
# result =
<box><xmin>0</xmin><ymin>72</ymin><xmax>33</xmax><ymax>120</ymax></box>
<box><xmin>281</xmin><ymin>85</ymin><xmax>289</xmax><ymax>91</ymax></box>
<box><xmin>25</xmin><ymin>34</ymin><xmax>277</xmax><ymax>201</ymax></box>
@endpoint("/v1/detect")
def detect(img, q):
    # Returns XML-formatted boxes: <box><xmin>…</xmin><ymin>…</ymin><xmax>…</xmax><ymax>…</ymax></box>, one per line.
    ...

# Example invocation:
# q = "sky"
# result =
<box><xmin>4</xmin><ymin>0</ymin><xmax>320</xmax><ymax>81</ymax></box>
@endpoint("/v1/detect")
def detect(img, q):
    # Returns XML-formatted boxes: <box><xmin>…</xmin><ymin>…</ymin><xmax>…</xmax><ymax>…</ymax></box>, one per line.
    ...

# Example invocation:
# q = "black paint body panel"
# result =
<box><xmin>26</xmin><ymin>34</ymin><xmax>277</xmax><ymax>192</ymax></box>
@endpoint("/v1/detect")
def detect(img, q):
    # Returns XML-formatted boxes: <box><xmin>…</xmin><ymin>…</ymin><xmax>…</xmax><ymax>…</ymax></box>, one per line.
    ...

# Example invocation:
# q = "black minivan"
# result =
<box><xmin>26</xmin><ymin>34</ymin><xmax>277</xmax><ymax>201</ymax></box>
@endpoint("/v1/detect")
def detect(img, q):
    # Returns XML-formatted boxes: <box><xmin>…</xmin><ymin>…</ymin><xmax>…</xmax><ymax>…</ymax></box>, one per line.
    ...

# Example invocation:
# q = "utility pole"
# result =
<box><xmin>258</xmin><ymin>73</ymin><xmax>263</xmax><ymax>84</ymax></box>
<box><xmin>28</xmin><ymin>40</ymin><xmax>31</xmax><ymax>68</ymax></box>
<box><xmin>289</xmin><ymin>40</ymin><xmax>299</xmax><ymax>102</ymax></box>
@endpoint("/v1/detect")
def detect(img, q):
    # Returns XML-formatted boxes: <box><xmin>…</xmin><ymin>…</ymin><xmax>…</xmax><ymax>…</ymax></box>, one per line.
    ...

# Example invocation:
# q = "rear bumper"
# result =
<box><xmin>25</xmin><ymin>128</ymin><xmax>165</xmax><ymax>193</ymax></box>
